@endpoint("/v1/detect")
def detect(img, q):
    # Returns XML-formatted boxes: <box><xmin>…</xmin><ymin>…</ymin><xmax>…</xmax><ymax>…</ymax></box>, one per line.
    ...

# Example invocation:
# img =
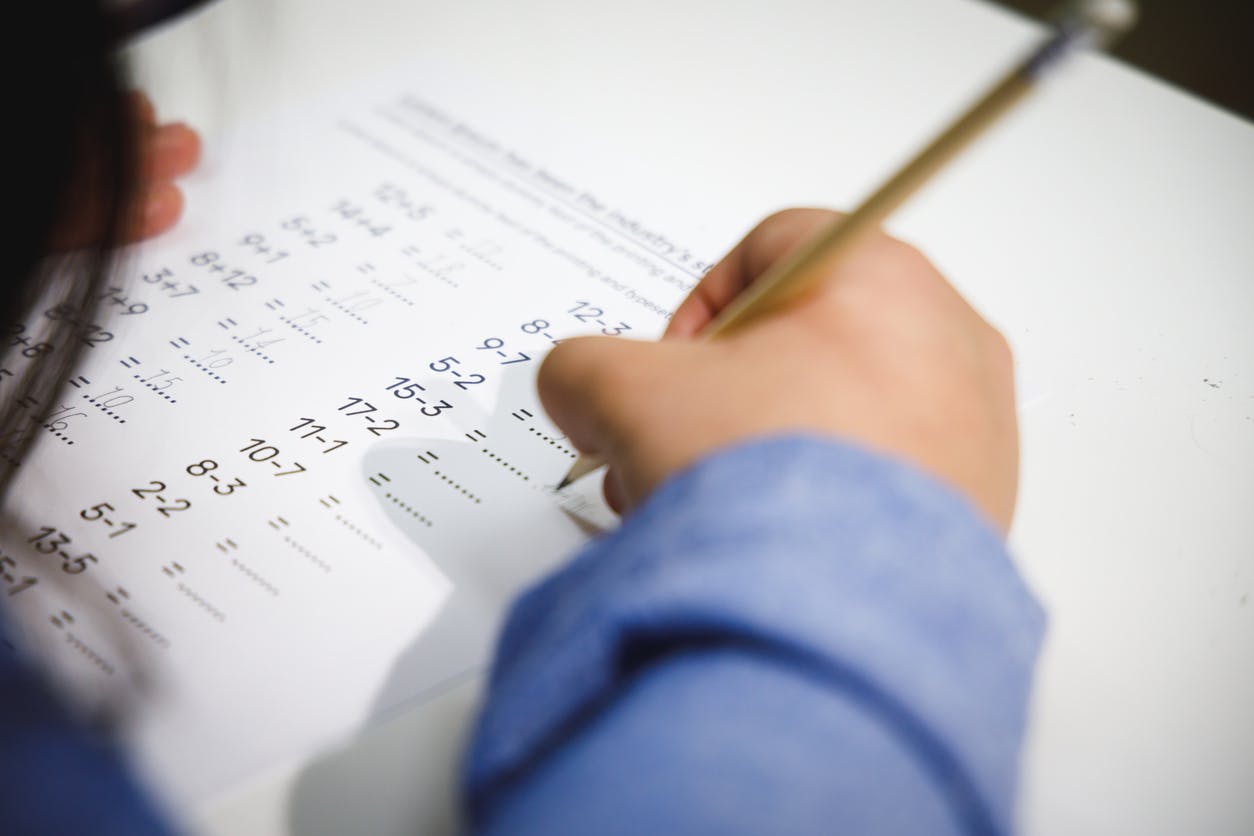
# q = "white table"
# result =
<box><xmin>126</xmin><ymin>1</ymin><xmax>1254</xmax><ymax>833</ymax></box>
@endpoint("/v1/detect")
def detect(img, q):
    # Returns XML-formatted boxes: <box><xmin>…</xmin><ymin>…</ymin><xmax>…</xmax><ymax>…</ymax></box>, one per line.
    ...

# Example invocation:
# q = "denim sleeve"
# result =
<box><xmin>0</xmin><ymin>645</ymin><xmax>173</xmax><ymax>835</ymax></box>
<box><xmin>463</xmin><ymin>436</ymin><xmax>1045</xmax><ymax>835</ymax></box>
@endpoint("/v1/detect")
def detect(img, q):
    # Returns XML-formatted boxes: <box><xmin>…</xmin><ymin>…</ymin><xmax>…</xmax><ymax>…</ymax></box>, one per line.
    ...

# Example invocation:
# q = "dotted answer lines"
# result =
<box><xmin>84</xmin><ymin>393</ymin><xmax>126</xmax><ymax>422</ymax></box>
<box><xmin>460</xmin><ymin>244</ymin><xmax>504</xmax><ymax>272</ymax></box>
<box><xmin>181</xmin><ymin>355</ymin><xmax>228</xmax><ymax>384</ymax></box>
<box><xmin>133</xmin><ymin>373</ymin><xmax>177</xmax><ymax>403</ymax></box>
<box><xmin>333</xmin><ymin>515</ymin><xmax>382</xmax><ymax>549</ymax></box>
<box><xmin>385</xmin><ymin>492</ymin><xmax>433</xmax><ymax>527</ymax></box>
<box><xmin>283</xmin><ymin>535</ymin><xmax>332</xmax><ymax>572</ymax></box>
<box><xmin>432</xmin><ymin>470</ymin><xmax>482</xmax><ymax>503</ymax></box>
<box><xmin>43</xmin><ymin>424</ymin><xmax>74</xmax><ymax>445</ymax></box>
<box><xmin>370</xmin><ymin>277</ymin><xmax>415</xmax><ymax>307</ymax></box>
<box><xmin>481</xmin><ymin>448</ymin><xmax>529</xmax><ymax>482</ymax></box>
<box><xmin>118</xmin><ymin>609</ymin><xmax>170</xmax><ymax>649</ymax></box>
<box><xmin>415</xmin><ymin>261</ymin><xmax>461</xmax><ymax>289</ymax></box>
<box><xmin>323</xmin><ymin>295</ymin><xmax>370</xmax><ymax>324</ymax></box>
<box><xmin>230</xmin><ymin>335</ymin><xmax>277</xmax><ymax>365</ymax></box>
<box><xmin>64</xmin><ymin>632</ymin><xmax>114</xmax><ymax>674</ymax></box>
<box><xmin>279</xmin><ymin>316</ymin><xmax>323</xmax><ymax>344</ymax></box>
<box><xmin>178</xmin><ymin>583</ymin><xmax>226</xmax><ymax>622</ymax></box>
<box><xmin>231</xmin><ymin>559</ymin><xmax>280</xmax><ymax>594</ymax></box>
<box><xmin>526</xmin><ymin>426</ymin><xmax>576</xmax><ymax>458</ymax></box>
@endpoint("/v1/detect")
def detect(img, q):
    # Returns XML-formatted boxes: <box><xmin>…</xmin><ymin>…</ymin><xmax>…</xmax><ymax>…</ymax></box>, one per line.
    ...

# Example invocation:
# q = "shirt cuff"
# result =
<box><xmin>464</xmin><ymin>435</ymin><xmax>1044</xmax><ymax>833</ymax></box>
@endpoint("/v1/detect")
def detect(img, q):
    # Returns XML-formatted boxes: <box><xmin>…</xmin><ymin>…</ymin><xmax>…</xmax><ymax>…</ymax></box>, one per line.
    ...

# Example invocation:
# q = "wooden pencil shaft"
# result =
<box><xmin>560</xmin><ymin>72</ymin><xmax>1036</xmax><ymax>488</ymax></box>
<box><xmin>705</xmin><ymin>72</ymin><xmax>1034</xmax><ymax>338</ymax></box>
<box><xmin>558</xmin><ymin>1</ymin><xmax>1137</xmax><ymax>488</ymax></box>
<box><xmin>701</xmin><ymin>0</ymin><xmax>1139</xmax><ymax>339</ymax></box>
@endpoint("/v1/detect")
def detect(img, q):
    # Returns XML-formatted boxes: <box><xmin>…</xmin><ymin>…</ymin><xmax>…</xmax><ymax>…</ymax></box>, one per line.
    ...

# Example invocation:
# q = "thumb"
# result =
<box><xmin>541</xmin><ymin>333</ymin><xmax>731</xmax><ymax>513</ymax></box>
<box><xmin>537</xmin><ymin>334</ymin><xmax>666</xmax><ymax>461</ymax></box>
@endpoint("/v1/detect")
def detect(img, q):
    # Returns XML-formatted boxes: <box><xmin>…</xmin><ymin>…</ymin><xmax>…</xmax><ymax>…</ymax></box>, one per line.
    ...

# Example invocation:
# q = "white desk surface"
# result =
<box><xmin>125</xmin><ymin>0</ymin><xmax>1254</xmax><ymax>833</ymax></box>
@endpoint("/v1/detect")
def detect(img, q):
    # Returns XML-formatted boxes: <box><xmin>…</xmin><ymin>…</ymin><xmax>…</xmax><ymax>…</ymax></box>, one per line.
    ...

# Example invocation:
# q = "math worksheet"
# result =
<box><xmin>0</xmin><ymin>63</ymin><xmax>732</xmax><ymax>806</ymax></box>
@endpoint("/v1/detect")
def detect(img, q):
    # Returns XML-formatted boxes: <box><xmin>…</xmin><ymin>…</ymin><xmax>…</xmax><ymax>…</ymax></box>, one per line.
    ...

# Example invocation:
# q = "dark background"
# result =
<box><xmin>989</xmin><ymin>0</ymin><xmax>1254</xmax><ymax>120</ymax></box>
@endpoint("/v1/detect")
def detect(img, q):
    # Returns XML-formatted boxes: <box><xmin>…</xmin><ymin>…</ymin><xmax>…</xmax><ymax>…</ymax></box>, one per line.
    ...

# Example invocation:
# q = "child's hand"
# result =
<box><xmin>538</xmin><ymin>208</ymin><xmax>1019</xmax><ymax>533</ymax></box>
<box><xmin>50</xmin><ymin>91</ymin><xmax>200</xmax><ymax>250</ymax></box>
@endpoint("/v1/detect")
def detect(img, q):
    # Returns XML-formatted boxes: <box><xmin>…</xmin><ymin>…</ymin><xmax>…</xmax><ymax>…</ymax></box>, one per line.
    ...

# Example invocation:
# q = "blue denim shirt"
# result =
<box><xmin>0</xmin><ymin>436</ymin><xmax>1043</xmax><ymax>834</ymax></box>
<box><xmin>464</xmin><ymin>436</ymin><xmax>1044</xmax><ymax>835</ymax></box>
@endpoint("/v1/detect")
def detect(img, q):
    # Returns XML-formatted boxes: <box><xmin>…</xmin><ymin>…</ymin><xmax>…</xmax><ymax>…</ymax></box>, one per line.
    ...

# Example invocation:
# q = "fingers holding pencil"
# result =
<box><xmin>539</xmin><ymin>209</ymin><xmax>1020</xmax><ymax>529</ymax></box>
<box><xmin>664</xmin><ymin>209</ymin><xmax>840</xmax><ymax>340</ymax></box>
<box><xmin>547</xmin><ymin>209</ymin><xmax>848</xmax><ymax>510</ymax></box>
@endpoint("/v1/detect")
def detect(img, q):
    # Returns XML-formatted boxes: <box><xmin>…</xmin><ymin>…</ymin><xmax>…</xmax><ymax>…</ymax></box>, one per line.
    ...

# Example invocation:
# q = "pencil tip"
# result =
<box><xmin>555</xmin><ymin>476</ymin><xmax>572</xmax><ymax>491</ymax></box>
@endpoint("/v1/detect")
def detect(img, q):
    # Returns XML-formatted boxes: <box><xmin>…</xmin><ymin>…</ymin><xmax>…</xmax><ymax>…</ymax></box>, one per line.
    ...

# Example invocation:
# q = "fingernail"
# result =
<box><xmin>146</xmin><ymin>123</ymin><xmax>202</xmax><ymax>181</ymax></box>
<box><xmin>140</xmin><ymin>181</ymin><xmax>184</xmax><ymax>238</ymax></box>
<box><xmin>153</xmin><ymin>122</ymin><xmax>198</xmax><ymax>154</ymax></box>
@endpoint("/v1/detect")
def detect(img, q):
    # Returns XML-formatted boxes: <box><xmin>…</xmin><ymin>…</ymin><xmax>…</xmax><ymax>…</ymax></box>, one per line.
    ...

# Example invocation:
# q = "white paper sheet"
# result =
<box><xmin>0</xmin><ymin>62</ymin><xmax>734</xmax><ymax>807</ymax></box>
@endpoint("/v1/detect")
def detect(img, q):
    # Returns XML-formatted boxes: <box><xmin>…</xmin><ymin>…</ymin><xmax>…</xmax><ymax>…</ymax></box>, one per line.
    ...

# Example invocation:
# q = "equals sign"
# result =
<box><xmin>105</xmin><ymin>586</ymin><xmax>130</xmax><ymax>605</ymax></box>
<box><xmin>267</xmin><ymin>516</ymin><xmax>290</xmax><ymax>530</ymax></box>
<box><xmin>119</xmin><ymin>356</ymin><xmax>141</xmax><ymax>368</ymax></box>
<box><xmin>67</xmin><ymin>376</ymin><xmax>90</xmax><ymax>389</ymax></box>
<box><xmin>367</xmin><ymin>472</ymin><xmax>392</xmax><ymax>486</ymax></box>
<box><xmin>217</xmin><ymin>318</ymin><xmax>238</xmax><ymax>329</ymax></box>
<box><xmin>416</xmin><ymin>451</ymin><xmax>440</xmax><ymax>464</ymax></box>
<box><xmin>401</xmin><ymin>245</ymin><xmax>420</xmax><ymax>257</ymax></box>
<box><xmin>168</xmin><ymin>337</ymin><xmax>190</xmax><ymax>348</ymax></box>
<box><xmin>49</xmin><ymin>610</ymin><xmax>75</xmax><ymax>629</ymax></box>
<box><xmin>264</xmin><ymin>298</ymin><xmax>286</xmax><ymax>310</ymax></box>
<box><xmin>162</xmin><ymin>562</ymin><xmax>186</xmax><ymax>577</ymax></box>
<box><xmin>309</xmin><ymin>281</ymin><xmax>331</xmax><ymax>291</ymax></box>
<box><xmin>464</xmin><ymin>429</ymin><xmax>487</xmax><ymax>442</ymax></box>
<box><xmin>17</xmin><ymin>395</ymin><xmax>39</xmax><ymax>409</ymax></box>
<box><xmin>356</xmin><ymin>263</ymin><xmax>376</xmax><ymax>274</ymax></box>
<box><xmin>215</xmin><ymin>539</ymin><xmax>238</xmax><ymax>553</ymax></box>
<box><xmin>317</xmin><ymin>495</ymin><xmax>341</xmax><ymax>508</ymax></box>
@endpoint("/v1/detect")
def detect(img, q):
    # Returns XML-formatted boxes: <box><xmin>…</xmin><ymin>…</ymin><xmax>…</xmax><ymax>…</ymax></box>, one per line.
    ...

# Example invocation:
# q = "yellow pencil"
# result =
<box><xmin>558</xmin><ymin>0</ymin><xmax>1136</xmax><ymax>490</ymax></box>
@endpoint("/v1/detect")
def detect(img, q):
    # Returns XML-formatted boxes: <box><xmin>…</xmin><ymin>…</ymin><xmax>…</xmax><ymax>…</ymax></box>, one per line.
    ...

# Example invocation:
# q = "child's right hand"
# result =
<box><xmin>539</xmin><ymin>208</ymin><xmax>1020</xmax><ymax>534</ymax></box>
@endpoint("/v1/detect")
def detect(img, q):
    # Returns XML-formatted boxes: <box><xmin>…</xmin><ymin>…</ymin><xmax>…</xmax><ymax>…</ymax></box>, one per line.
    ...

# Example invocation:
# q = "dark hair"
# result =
<box><xmin>2</xmin><ymin>1</ymin><xmax>139</xmax><ymax>498</ymax></box>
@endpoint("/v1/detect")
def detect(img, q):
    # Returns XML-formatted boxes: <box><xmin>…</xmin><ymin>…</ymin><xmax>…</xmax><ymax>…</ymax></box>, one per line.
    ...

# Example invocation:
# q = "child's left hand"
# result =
<box><xmin>50</xmin><ymin>90</ymin><xmax>201</xmax><ymax>249</ymax></box>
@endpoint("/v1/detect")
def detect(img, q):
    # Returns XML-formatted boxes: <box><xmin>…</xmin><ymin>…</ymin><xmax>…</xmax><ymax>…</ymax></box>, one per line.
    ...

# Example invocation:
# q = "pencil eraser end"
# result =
<box><xmin>1079</xmin><ymin>0</ymin><xmax>1138</xmax><ymax>38</ymax></box>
